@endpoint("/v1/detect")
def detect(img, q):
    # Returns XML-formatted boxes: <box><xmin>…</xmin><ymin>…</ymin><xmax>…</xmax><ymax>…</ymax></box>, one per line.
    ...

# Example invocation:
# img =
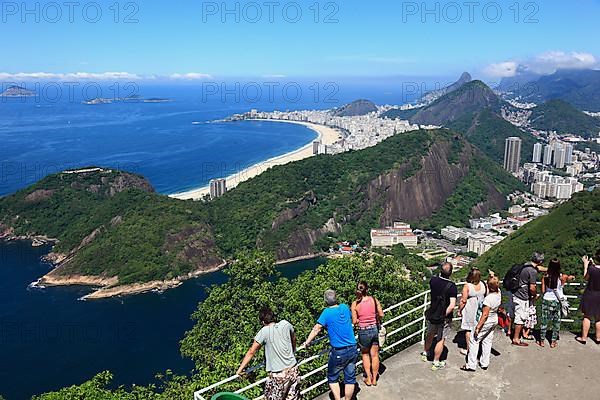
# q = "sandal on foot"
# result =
<box><xmin>575</xmin><ymin>337</ymin><xmax>587</xmax><ymax>345</ymax></box>
<box><xmin>550</xmin><ymin>342</ymin><xmax>558</xmax><ymax>348</ymax></box>
<box><xmin>460</xmin><ymin>366</ymin><xmax>476</xmax><ymax>372</ymax></box>
<box><xmin>537</xmin><ymin>341</ymin><xmax>545</xmax><ymax>347</ymax></box>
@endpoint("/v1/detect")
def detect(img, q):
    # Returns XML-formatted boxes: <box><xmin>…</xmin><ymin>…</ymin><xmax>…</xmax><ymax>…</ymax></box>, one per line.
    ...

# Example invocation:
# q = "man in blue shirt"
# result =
<box><xmin>304</xmin><ymin>289</ymin><xmax>357</xmax><ymax>400</ymax></box>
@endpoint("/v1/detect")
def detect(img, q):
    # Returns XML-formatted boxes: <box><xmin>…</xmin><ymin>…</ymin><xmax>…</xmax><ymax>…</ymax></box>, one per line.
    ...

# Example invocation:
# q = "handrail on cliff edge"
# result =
<box><xmin>194</xmin><ymin>282</ymin><xmax>584</xmax><ymax>400</ymax></box>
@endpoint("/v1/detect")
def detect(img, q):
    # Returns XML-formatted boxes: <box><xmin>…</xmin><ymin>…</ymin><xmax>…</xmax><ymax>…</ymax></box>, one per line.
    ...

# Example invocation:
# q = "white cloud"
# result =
<box><xmin>169</xmin><ymin>73</ymin><xmax>213</xmax><ymax>80</ymax></box>
<box><xmin>529</xmin><ymin>51</ymin><xmax>597</xmax><ymax>74</ymax></box>
<box><xmin>0</xmin><ymin>72</ymin><xmax>142</xmax><ymax>80</ymax></box>
<box><xmin>483</xmin><ymin>61</ymin><xmax>519</xmax><ymax>78</ymax></box>
<box><xmin>483</xmin><ymin>51</ymin><xmax>598</xmax><ymax>78</ymax></box>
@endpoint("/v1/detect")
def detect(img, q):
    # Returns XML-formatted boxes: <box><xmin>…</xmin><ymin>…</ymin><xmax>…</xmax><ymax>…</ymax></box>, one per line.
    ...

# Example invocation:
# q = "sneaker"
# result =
<box><xmin>431</xmin><ymin>361</ymin><xmax>446</xmax><ymax>371</ymax></box>
<box><xmin>420</xmin><ymin>352</ymin><xmax>428</xmax><ymax>362</ymax></box>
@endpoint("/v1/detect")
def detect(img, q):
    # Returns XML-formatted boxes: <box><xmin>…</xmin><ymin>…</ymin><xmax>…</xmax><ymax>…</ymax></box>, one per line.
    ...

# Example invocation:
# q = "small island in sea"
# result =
<box><xmin>82</xmin><ymin>95</ymin><xmax>173</xmax><ymax>105</ymax></box>
<box><xmin>0</xmin><ymin>85</ymin><xmax>36</xmax><ymax>97</ymax></box>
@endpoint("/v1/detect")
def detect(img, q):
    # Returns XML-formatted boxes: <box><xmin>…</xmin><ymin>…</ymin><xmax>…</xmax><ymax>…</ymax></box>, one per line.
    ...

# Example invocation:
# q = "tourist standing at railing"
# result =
<box><xmin>509</xmin><ymin>252</ymin><xmax>544</xmax><ymax>347</ymax></box>
<box><xmin>538</xmin><ymin>259</ymin><xmax>575</xmax><ymax>348</ymax></box>
<box><xmin>351</xmin><ymin>281</ymin><xmax>384</xmax><ymax>386</ymax></box>
<box><xmin>461</xmin><ymin>276</ymin><xmax>501</xmax><ymax>372</ymax></box>
<box><xmin>304</xmin><ymin>290</ymin><xmax>357</xmax><ymax>400</ymax></box>
<box><xmin>422</xmin><ymin>262</ymin><xmax>457</xmax><ymax>371</ymax></box>
<box><xmin>458</xmin><ymin>267</ymin><xmax>487</xmax><ymax>356</ymax></box>
<box><xmin>236</xmin><ymin>307</ymin><xmax>300</xmax><ymax>400</ymax></box>
<box><xmin>577</xmin><ymin>251</ymin><xmax>600</xmax><ymax>345</ymax></box>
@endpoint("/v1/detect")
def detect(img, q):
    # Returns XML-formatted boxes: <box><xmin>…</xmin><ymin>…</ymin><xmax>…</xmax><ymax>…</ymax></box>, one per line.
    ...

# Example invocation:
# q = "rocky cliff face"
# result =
<box><xmin>368</xmin><ymin>140</ymin><xmax>473</xmax><ymax>225</ymax></box>
<box><xmin>270</xmin><ymin>138</ymin><xmax>485</xmax><ymax>260</ymax></box>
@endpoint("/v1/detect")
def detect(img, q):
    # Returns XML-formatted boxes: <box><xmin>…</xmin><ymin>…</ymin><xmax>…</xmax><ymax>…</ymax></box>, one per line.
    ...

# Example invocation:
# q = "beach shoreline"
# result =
<box><xmin>169</xmin><ymin>119</ymin><xmax>341</xmax><ymax>200</ymax></box>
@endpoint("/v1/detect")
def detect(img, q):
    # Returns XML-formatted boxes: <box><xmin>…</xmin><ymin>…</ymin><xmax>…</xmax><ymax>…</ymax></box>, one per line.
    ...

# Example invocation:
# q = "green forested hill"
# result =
<box><xmin>0</xmin><ymin>130</ymin><xmax>523</xmax><ymax>284</ymax></box>
<box><xmin>449</xmin><ymin>108</ymin><xmax>537</xmax><ymax>163</ymax></box>
<box><xmin>529</xmin><ymin>99</ymin><xmax>600</xmax><ymax>138</ymax></box>
<box><xmin>476</xmin><ymin>189</ymin><xmax>600</xmax><ymax>277</ymax></box>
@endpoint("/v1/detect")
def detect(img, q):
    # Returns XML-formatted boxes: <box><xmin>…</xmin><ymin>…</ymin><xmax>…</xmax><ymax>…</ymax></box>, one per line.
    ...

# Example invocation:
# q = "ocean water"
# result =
<box><xmin>0</xmin><ymin>81</ymin><xmax>431</xmax><ymax>398</ymax></box>
<box><xmin>0</xmin><ymin>240</ymin><xmax>325</xmax><ymax>399</ymax></box>
<box><xmin>0</xmin><ymin>91</ymin><xmax>320</xmax><ymax>196</ymax></box>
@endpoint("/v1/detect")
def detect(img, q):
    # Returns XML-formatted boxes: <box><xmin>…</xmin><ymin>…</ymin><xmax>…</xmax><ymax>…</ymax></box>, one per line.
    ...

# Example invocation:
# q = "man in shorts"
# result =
<box><xmin>422</xmin><ymin>262</ymin><xmax>457</xmax><ymax>371</ymax></box>
<box><xmin>511</xmin><ymin>252</ymin><xmax>544</xmax><ymax>346</ymax></box>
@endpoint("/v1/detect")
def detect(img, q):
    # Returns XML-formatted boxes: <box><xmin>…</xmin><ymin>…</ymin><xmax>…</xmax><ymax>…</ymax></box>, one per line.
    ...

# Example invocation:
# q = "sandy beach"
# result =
<box><xmin>170</xmin><ymin>120</ymin><xmax>342</xmax><ymax>200</ymax></box>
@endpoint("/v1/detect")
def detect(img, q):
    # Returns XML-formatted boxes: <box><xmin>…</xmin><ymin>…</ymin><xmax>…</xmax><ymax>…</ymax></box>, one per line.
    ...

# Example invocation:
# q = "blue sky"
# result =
<box><xmin>1</xmin><ymin>0</ymin><xmax>599</xmax><ymax>81</ymax></box>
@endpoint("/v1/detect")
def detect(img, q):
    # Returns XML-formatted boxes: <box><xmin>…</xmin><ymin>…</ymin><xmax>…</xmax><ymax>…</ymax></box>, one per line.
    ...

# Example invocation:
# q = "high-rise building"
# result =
<box><xmin>532</xmin><ymin>143</ymin><xmax>543</xmax><ymax>163</ymax></box>
<box><xmin>543</xmin><ymin>144</ymin><xmax>553</xmax><ymax>165</ymax></box>
<box><xmin>503</xmin><ymin>137</ymin><xmax>522</xmax><ymax>173</ymax></box>
<box><xmin>554</xmin><ymin>147</ymin><xmax>566</xmax><ymax>169</ymax></box>
<box><xmin>565</xmin><ymin>143</ymin><xmax>574</xmax><ymax>165</ymax></box>
<box><xmin>209</xmin><ymin>178</ymin><xmax>227</xmax><ymax>199</ymax></box>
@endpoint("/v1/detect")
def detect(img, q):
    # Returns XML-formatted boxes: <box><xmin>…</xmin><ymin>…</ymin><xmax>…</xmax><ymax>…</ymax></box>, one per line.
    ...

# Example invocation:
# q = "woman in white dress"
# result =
<box><xmin>458</xmin><ymin>268</ymin><xmax>487</xmax><ymax>355</ymax></box>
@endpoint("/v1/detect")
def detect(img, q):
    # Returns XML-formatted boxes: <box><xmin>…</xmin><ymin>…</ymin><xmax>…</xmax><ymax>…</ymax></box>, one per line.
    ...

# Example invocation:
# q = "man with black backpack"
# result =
<box><xmin>422</xmin><ymin>262</ymin><xmax>457</xmax><ymax>371</ymax></box>
<box><xmin>504</xmin><ymin>252</ymin><xmax>545</xmax><ymax>347</ymax></box>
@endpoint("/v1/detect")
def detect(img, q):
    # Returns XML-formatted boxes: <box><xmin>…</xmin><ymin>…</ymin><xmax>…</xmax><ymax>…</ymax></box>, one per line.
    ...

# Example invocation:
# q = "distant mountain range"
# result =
<box><xmin>384</xmin><ymin>79</ymin><xmax>535</xmax><ymax>162</ymax></box>
<box><xmin>410</xmin><ymin>80</ymin><xmax>502</xmax><ymax>126</ymax></box>
<box><xmin>529</xmin><ymin>99</ymin><xmax>600</xmax><ymax>138</ymax></box>
<box><xmin>499</xmin><ymin>69</ymin><xmax>600</xmax><ymax>112</ymax></box>
<box><xmin>419</xmin><ymin>72</ymin><xmax>472</xmax><ymax>105</ymax></box>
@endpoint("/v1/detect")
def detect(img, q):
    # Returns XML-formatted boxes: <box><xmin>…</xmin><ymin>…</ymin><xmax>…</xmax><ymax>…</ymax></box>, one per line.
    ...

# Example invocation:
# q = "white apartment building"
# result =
<box><xmin>371</xmin><ymin>222</ymin><xmax>418</xmax><ymax>248</ymax></box>
<box><xmin>468</xmin><ymin>233</ymin><xmax>504</xmax><ymax>256</ymax></box>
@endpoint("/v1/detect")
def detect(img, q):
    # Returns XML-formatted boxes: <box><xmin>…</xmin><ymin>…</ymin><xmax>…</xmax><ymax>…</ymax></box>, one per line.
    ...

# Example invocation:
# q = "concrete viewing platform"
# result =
<box><xmin>317</xmin><ymin>331</ymin><xmax>599</xmax><ymax>400</ymax></box>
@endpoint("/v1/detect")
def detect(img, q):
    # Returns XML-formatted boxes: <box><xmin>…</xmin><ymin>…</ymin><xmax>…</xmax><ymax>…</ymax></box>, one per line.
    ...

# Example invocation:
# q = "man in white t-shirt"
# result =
<box><xmin>237</xmin><ymin>307</ymin><xmax>300</xmax><ymax>400</ymax></box>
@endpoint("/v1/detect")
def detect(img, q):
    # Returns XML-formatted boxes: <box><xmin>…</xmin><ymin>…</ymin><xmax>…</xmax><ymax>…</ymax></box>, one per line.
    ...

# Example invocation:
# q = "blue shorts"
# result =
<box><xmin>358</xmin><ymin>326</ymin><xmax>379</xmax><ymax>350</ymax></box>
<box><xmin>327</xmin><ymin>346</ymin><xmax>358</xmax><ymax>385</ymax></box>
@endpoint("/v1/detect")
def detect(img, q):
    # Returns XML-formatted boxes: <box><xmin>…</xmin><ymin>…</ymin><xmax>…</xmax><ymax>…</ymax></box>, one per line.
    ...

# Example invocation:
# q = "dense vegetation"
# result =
<box><xmin>0</xmin><ymin>129</ymin><xmax>525</xmax><ymax>285</ymax></box>
<box><xmin>529</xmin><ymin>99</ymin><xmax>600</xmax><ymax>138</ymax></box>
<box><xmin>476</xmin><ymin>189</ymin><xmax>600</xmax><ymax>278</ymax></box>
<box><xmin>205</xmin><ymin>129</ymin><xmax>436</xmax><ymax>256</ymax></box>
<box><xmin>0</xmin><ymin>171</ymin><xmax>219</xmax><ymax>284</ymax></box>
<box><xmin>33</xmin><ymin>251</ymin><xmax>429</xmax><ymax>400</ymax></box>
<box><xmin>509</xmin><ymin>69</ymin><xmax>600</xmax><ymax>112</ymax></box>
<box><xmin>419</xmin><ymin>153</ymin><xmax>526</xmax><ymax>230</ymax></box>
<box><xmin>449</xmin><ymin>108</ymin><xmax>537</xmax><ymax>163</ymax></box>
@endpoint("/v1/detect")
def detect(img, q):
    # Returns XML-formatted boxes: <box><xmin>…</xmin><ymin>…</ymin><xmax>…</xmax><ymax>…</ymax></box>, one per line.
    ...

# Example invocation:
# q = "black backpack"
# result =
<box><xmin>503</xmin><ymin>264</ymin><xmax>526</xmax><ymax>292</ymax></box>
<box><xmin>426</xmin><ymin>281</ymin><xmax>453</xmax><ymax>324</ymax></box>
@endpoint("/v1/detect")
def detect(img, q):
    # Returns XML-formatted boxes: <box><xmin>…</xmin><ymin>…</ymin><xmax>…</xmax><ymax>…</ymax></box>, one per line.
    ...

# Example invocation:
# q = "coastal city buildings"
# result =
<box><xmin>503</xmin><ymin>137</ymin><xmax>522</xmax><ymax>173</ymax></box>
<box><xmin>209</xmin><ymin>178</ymin><xmax>227</xmax><ymax>199</ymax></box>
<box><xmin>370</xmin><ymin>222</ymin><xmax>418</xmax><ymax>248</ymax></box>
<box><xmin>312</xmin><ymin>140</ymin><xmax>327</xmax><ymax>155</ymax></box>
<box><xmin>231</xmin><ymin>107</ymin><xmax>422</xmax><ymax>155</ymax></box>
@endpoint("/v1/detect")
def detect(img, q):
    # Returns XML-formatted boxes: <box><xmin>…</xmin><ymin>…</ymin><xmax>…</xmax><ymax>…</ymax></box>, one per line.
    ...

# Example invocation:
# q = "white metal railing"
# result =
<box><xmin>194</xmin><ymin>281</ymin><xmax>584</xmax><ymax>400</ymax></box>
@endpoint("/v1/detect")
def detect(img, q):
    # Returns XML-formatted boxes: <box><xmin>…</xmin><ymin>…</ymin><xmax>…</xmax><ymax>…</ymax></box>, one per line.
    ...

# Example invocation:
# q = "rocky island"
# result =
<box><xmin>0</xmin><ymin>85</ymin><xmax>36</xmax><ymax>97</ymax></box>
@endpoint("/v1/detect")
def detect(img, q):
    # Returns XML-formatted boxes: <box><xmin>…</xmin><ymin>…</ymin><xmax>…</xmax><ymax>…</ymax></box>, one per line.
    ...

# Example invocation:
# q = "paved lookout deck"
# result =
<box><xmin>317</xmin><ymin>331</ymin><xmax>599</xmax><ymax>400</ymax></box>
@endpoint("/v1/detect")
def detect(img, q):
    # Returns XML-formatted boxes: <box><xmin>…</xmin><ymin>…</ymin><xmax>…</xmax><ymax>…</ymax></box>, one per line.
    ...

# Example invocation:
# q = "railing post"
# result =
<box><xmin>420</xmin><ymin>292</ymin><xmax>428</xmax><ymax>344</ymax></box>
